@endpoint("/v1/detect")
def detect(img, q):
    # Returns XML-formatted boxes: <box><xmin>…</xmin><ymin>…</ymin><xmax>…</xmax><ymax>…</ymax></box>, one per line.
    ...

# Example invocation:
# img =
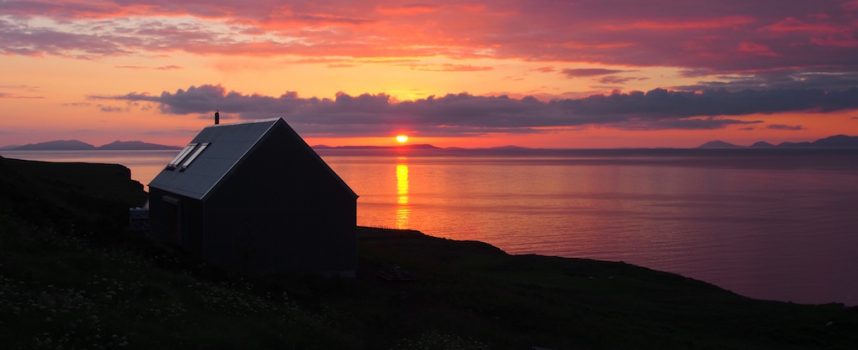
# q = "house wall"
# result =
<box><xmin>148</xmin><ymin>187</ymin><xmax>204</xmax><ymax>255</ymax></box>
<box><xmin>203</xmin><ymin>124</ymin><xmax>357</xmax><ymax>275</ymax></box>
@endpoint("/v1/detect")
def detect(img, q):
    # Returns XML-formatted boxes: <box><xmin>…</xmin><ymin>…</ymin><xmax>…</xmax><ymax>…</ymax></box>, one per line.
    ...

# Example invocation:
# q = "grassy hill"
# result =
<box><xmin>1</xmin><ymin>156</ymin><xmax>856</xmax><ymax>349</ymax></box>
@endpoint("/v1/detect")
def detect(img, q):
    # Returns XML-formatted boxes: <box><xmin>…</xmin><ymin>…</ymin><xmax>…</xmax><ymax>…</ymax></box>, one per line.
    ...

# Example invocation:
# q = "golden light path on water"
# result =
<box><xmin>4</xmin><ymin>150</ymin><xmax>858</xmax><ymax>305</ymax></box>
<box><xmin>395</xmin><ymin>159</ymin><xmax>410</xmax><ymax>229</ymax></box>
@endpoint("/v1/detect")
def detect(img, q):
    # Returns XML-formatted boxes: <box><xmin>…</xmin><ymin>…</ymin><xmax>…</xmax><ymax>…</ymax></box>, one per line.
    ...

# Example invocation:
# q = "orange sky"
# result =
<box><xmin>2</xmin><ymin>1</ymin><xmax>858</xmax><ymax>148</ymax></box>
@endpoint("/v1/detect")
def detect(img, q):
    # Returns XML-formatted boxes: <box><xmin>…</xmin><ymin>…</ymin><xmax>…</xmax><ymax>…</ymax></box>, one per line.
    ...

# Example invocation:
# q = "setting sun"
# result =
<box><xmin>2</xmin><ymin>1</ymin><xmax>858</xmax><ymax>346</ymax></box>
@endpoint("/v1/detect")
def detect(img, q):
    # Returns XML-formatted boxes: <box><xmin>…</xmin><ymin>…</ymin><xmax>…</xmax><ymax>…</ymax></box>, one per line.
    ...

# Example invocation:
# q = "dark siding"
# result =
<box><xmin>148</xmin><ymin>187</ymin><xmax>174</xmax><ymax>243</ymax></box>
<box><xmin>183</xmin><ymin>200</ymin><xmax>204</xmax><ymax>255</ymax></box>
<box><xmin>204</xmin><ymin>124</ymin><xmax>357</xmax><ymax>274</ymax></box>
<box><xmin>148</xmin><ymin>187</ymin><xmax>204</xmax><ymax>254</ymax></box>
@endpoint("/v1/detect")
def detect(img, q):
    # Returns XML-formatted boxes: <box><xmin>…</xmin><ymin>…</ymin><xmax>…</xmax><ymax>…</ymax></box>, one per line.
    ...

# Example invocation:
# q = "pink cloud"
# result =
<box><xmin>601</xmin><ymin>16</ymin><xmax>754</xmax><ymax>31</ymax></box>
<box><xmin>533</xmin><ymin>66</ymin><xmax>556</xmax><ymax>73</ymax></box>
<box><xmin>811</xmin><ymin>37</ymin><xmax>858</xmax><ymax>48</ymax></box>
<box><xmin>562</xmin><ymin>68</ymin><xmax>629</xmax><ymax>77</ymax></box>
<box><xmin>767</xmin><ymin>123</ymin><xmax>805</xmax><ymax>130</ymax></box>
<box><xmin>0</xmin><ymin>92</ymin><xmax>44</xmax><ymax>99</ymax></box>
<box><xmin>376</xmin><ymin>4</ymin><xmax>439</xmax><ymax>15</ymax></box>
<box><xmin>407</xmin><ymin>63</ymin><xmax>493</xmax><ymax>72</ymax></box>
<box><xmin>115</xmin><ymin>64</ymin><xmax>182</xmax><ymax>70</ymax></box>
<box><xmin>765</xmin><ymin>18</ymin><xmax>842</xmax><ymax>33</ymax></box>
<box><xmin>738</xmin><ymin>42</ymin><xmax>779</xmax><ymax>56</ymax></box>
<box><xmin>0</xmin><ymin>0</ymin><xmax>857</xmax><ymax>75</ymax></box>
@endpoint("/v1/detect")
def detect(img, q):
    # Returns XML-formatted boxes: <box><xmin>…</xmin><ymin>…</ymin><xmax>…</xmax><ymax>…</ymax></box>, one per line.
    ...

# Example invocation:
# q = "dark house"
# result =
<box><xmin>148</xmin><ymin>117</ymin><xmax>357</xmax><ymax>276</ymax></box>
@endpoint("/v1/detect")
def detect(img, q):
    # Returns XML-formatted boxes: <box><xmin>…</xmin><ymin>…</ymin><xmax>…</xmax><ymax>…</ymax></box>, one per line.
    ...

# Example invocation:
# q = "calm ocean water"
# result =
<box><xmin>3</xmin><ymin>149</ymin><xmax>858</xmax><ymax>305</ymax></box>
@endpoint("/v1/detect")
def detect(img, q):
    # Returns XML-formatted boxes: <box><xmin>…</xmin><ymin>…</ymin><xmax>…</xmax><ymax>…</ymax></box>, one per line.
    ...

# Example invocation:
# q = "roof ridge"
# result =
<box><xmin>149</xmin><ymin>118</ymin><xmax>282</xmax><ymax>199</ymax></box>
<box><xmin>149</xmin><ymin>117</ymin><xmax>357</xmax><ymax>200</ymax></box>
<box><xmin>199</xmin><ymin>119</ymin><xmax>280</xmax><ymax>199</ymax></box>
<box><xmin>278</xmin><ymin>120</ymin><xmax>359</xmax><ymax>198</ymax></box>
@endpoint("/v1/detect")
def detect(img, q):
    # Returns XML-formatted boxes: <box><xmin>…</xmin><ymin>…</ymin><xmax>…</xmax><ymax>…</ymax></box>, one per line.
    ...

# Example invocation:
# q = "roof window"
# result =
<box><xmin>178</xmin><ymin>143</ymin><xmax>209</xmax><ymax>170</ymax></box>
<box><xmin>166</xmin><ymin>142</ymin><xmax>210</xmax><ymax>171</ymax></box>
<box><xmin>167</xmin><ymin>143</ymin><xmax>197</xmax><ymax>169</ymax></box>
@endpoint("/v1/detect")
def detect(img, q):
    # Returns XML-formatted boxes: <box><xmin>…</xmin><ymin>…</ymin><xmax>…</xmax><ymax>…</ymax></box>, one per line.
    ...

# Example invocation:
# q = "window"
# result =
<box><xmin>167</xmin><ymin>143</ymin><xmax>197</xmax><ymax>169</ymax></box>
<box><xmin>179</xmin><ymin>143</ymin><xmax>209</xmax><ymax>170</ymax></box>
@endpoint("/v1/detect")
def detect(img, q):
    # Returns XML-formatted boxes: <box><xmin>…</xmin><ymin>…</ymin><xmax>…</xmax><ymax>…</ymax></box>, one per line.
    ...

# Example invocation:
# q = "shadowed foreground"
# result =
<box><xmin>1</xmin><ymin>156</ymin><xmax>856</xmax><ymax>349</ymax></box>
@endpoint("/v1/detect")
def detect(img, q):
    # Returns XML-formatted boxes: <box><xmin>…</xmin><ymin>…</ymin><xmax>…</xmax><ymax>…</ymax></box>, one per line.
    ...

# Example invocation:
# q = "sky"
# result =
<box><xmin>2</xmin><ymin>0</ymin><xmax>858</xmax><ymax>148</ymax></box>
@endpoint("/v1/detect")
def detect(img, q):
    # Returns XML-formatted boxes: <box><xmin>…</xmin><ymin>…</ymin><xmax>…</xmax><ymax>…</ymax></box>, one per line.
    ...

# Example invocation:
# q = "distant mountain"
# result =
<box><xmin>807</xmin><ymin>135</ymin><xmax>858</xmax><ymax>148</ymax></box>
<box><xmin>98</xmin><ymin>140</ymin><xmax>181</xmax><ymax>150</ymax></box>
<box><xmin>6</xmin><ymin>140</ymin><xmax>96</xmax><ymax>151</ymax></box>
<box><xmin>1</xmin><ymin>139</ymin><xmax>180</xmax><ymax>151</ymax></box>
<box><xmin>698</xmin><ymin>140</ymin><xmax>741</xmax><ymax>149</ymax></box>
<box><xmin>700</xmin><ymin>135</ymin><xmax>858</xmax><ymax>149</ymax></box>
<box><xmin>750</xmin><ymin>141</ymin><xmax>775</xmax><ymax>148</ymax></box>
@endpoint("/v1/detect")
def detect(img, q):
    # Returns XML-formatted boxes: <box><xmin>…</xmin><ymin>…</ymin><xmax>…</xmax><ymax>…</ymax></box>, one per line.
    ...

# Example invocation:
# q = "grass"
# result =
<box><xmin>1</xmin><ymin>156</ymin><xmax>857</xmax><ymax>349</ymax></box>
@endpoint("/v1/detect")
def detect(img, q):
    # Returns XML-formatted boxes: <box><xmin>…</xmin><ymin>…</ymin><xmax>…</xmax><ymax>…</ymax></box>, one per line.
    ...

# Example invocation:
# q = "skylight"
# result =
<box><xmin>167</xmin><ymin>143</ymin><xmax>197</xmax><ymax>169</ymax></box>
<box><xmin>179</xmin><ymin>143</ymin><xmax>209</xmax><ymax>170</ymax></box>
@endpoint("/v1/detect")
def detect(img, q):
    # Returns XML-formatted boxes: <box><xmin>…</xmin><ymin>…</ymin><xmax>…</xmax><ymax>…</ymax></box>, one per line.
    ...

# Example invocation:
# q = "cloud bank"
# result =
<box><xmin>101</xmin><ymin>85</ymin><xmax>858</xmax><ymax>136</ymax></box>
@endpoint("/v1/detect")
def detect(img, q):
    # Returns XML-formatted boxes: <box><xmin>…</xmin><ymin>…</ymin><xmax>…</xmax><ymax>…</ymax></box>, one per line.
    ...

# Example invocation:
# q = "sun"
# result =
<box><xmin>395</xmin><ymin>134</ymin><xmax>409</xmax><ymax>144</ymax></box>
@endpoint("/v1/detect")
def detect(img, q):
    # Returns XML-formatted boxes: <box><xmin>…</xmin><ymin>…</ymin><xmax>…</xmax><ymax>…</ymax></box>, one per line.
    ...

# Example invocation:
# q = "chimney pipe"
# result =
<box><xmin>214</xmin><ymin>111</ymin><xmax>220</xmax><ymax>125</ymax></box>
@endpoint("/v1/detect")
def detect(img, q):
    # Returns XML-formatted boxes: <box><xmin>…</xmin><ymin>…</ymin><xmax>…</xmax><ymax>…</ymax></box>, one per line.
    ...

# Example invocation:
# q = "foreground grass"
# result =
<box><xmin>0</xmin><ymin>215</ymin><xmax>354</xmax><ymax>349</ymax></box>
<box><xmin>1</xmin><ymin>156</ymin><xmax>857</xmax><ymax>349</ymax></box>
<box><xmin>3</xmin><ymin>219</ymin><xmax>857</xmax><ymax>350</ymax></box>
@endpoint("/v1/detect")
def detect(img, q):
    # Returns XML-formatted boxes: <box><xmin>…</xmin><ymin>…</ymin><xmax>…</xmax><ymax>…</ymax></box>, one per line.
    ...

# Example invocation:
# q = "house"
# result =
<box><xmin>148</xmin><ymin>117</ymin><xmax>357</xmax><ymax>276</ymax></box>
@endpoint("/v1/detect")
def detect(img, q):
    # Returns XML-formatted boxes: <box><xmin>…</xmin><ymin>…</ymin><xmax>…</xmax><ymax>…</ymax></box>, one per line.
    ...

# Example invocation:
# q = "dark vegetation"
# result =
<box><xmin>1</xmin><ymin>156</ymin><xmax>857</xmax><ymax>349</ymax></box>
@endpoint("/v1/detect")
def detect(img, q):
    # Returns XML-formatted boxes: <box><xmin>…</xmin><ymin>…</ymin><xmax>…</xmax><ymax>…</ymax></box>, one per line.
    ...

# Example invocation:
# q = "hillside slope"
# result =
<box><xmin>0</xmin><ymin>157</ymin><xmax>856</xmax><ymax>349</ymax></box>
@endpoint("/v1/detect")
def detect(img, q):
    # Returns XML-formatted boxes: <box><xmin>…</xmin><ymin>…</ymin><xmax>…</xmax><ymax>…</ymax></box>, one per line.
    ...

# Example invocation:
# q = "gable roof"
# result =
<box><xmin>149</xmin><ymin>118</ymin><xmax>356</xmax><ymax>200</ymax></box>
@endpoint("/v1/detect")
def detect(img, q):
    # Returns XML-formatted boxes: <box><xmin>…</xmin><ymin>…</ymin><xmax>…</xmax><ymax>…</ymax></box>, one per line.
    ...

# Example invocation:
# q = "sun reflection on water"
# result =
<box><xmin>395</xmin><ymin>161</ymin><xmax>410</xmax><ymax>228</ymax></box>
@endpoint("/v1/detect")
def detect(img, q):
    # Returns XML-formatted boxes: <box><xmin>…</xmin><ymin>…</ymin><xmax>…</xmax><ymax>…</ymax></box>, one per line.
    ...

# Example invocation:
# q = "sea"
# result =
<box><xmin>3</xmin><ymin>148</ymin><xmax>857</xmax><ymax>305</ymax></box>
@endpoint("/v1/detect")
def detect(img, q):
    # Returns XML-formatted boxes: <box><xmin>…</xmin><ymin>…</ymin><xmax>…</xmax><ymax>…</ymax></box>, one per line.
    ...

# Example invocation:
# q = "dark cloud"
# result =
<box><xmin>62</xmin><ymin>102</ymin><xmax>92</xmax><ymax>107</ymax></box>
<box><xmin>598</xmin><ymin>76</ymin><xmax>648</xmax><ymax>84</ymax></box>
<box><xmin>675</xmin><ymin>70</ymin><xmax>858</xmax><ymax>92</ymax></box>
<box><xmin>100</xmin><ymin>84</ymin><xmax>858</xmax><ymax>136</ymax></box>
<box><xmin>766</xmin><ymin>124</ymin><xmax>805</xmax><ymax>130</ymax></box>
<box><xmin>562</xmin><ymin>68</ymin><xmax>628</xmax><ymax>77</ymax></box>
<box><xmin>0</xmin><ymin>84</ymin><xmax>39</xmax><ymax>91</ymax></box>
<box><xmin>533</xmin><ymin>66</ymin><xmax>556</xmax><ymax>73</ymax></box>
<box><xmin>115</xmin><ymin>65</ymin><xmax>182</xmax><ymax>70</ymax></box>
<box><xmin>0</xmin><ymin>92</ymin><xmax>44</xmax><ymax>99</ymax></box>
<box><xmin>0</xmin><ymin>83</ymin><xmax>43</xmax><ymax>99</ymax></box>
<box><xmin>98</xmin><ymin>104</ymin><xmax>125</xmax><ymax>113</ymax></box>
<box><xmin>407</xmin><ymin>64</ymin><xmax>493</xmax><ymax>72</ymax></box>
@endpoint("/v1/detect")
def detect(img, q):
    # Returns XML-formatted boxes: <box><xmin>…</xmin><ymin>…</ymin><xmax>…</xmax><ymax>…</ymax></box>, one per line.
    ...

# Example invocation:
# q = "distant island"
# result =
<box><xmin>1</xmin><ymin>139</ymin><xmax>181</xmax><ymax>151</ymax></box>
<box><xmin>699</xmin><ymin>135</ymin><xmax>858</xmax><ymax>149</ymax></box>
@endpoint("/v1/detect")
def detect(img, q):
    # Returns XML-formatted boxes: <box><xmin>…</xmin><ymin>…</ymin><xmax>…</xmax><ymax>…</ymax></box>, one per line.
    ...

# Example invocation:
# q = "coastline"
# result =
<box><xmin>1</xmin><ymin>156</ymin><xmax>857</xmax><ymax>349</ymax></box>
